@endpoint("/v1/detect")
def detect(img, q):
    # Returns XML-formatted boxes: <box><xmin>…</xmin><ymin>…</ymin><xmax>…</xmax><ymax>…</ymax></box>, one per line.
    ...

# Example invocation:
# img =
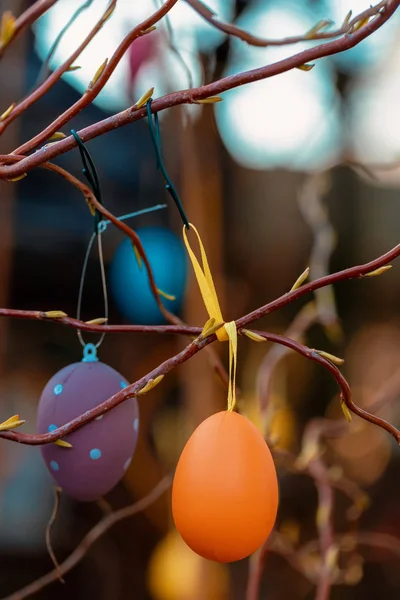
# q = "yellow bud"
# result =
<box><xmin>85</xmin><ymin>317</ymin><xmax>108</xmax><ymax>325</ymax></box>
<box><xmin>157</xmin><ymin>288</ymin><xmax>176</xmax><ymax>301</ymax></box>
<box><xmin>316</xmin><ymin>350</ymin><xmax>344</xmax><ymax>365</ymax></box>
<box><xmin>340</xmin><ymin>399</ymin><xmax>352</xmax><ymax>423</ymax></box>
<box><xmin>305</xmin><ymin>20</ymin><xmax>333</xmax><ymax>38</ymax></box>
<box><xmin>47</xmin><ymin>132</ymin><xmax>66</xmax><ymax>141</ymax></box>
<box><xmin>343</xmin><ymin>10</ymin><xmax>353</xmax><ymax>26</ymax></box>
<box><xmin>361</xmin><ymin>265</ymin><xmax>392</xmax><ymax>278</ymax></box>
<box><xmin>137</xmin><ymin>375</ymin><xmax>164</xmax><ymax>395</ymax></box>
<box><xmin>200</xmin><ymin>320</ymin><xmax>225</xmax><ymax>339</ymax></box>
<box><xmin>0</xmin><ymin>102</ymin><xmax>15</xmax><ymax>120</ymax></box>
<box><xmin>242</xmin><ymin>329</ymin><xmax>266</xmax><ymax>343</ymax></box>
<box><xmin>296</xmin><ymin>64</ymin><xmax>315</xmax><ymax>71</ymax></box>
<box><xmin>135</xmin><ymin>87</ymin><xmax>155</xmax><ymax>109</ymax></box>
<box><xmin>88</xmin><ymin>58</ymin><xmax>108</xmax><ymax>89</ymax></box>
<box><xmin>43</xmin><ymin>310</ymin><xmax>68</xmax><ymax>319</ymax></box>
<box><xmin>0</xmin><ymin>414</ymin><xmax>25</xmax><ymax>431</ymax></box>
<box><xmin>142</xmin><ymin>25</ymin><xmax>157</xmax><ymax>34</ymax></box>
<box><xmin>132</xmin><ymin>244</ymin><xmax>143</xmax><ymax>269</ymax></box>
<box><xmin>54</xmin><ymin>439</ymin><xmax>72</xmax><ymax>448</ymax></box>
<box><xmin>352</xmin><ymin>16</ymin><xmax>370</xmax><ymax>32</ymax></box>
<box><xmin>196</xmin><ymin>96</ymin><xmax>223</xmax><ymax>104</ymax></box>
<box><xmin>291</xmin><ymin>267</ymin><xmax>310</xmax><ymax>291</ymax></box>
<box><xmin>7</xmin><ymin>173</ymin><xmax>27</xmax><ymax>182</ymax></box>
<box><xmin>0</xmin><ymin>10</ymin><xmax>16</xmax><ymax>47</ymax></box>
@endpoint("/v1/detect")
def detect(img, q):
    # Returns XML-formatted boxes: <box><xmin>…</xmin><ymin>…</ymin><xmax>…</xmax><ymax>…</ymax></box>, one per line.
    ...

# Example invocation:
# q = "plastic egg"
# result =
<box><xmin>110</xmin><ymin>227</ymin><xmax>188</xmax><ymax>325</ymax></box>
<box><xmin>172</xmin><ymin>411</ymin><xmax>279</xmax><ymax>563</ymax></box>
<box><xmin>36</xmin><ymin>356</ymin><xmax>139</xmax><ymax>502</ymax></box>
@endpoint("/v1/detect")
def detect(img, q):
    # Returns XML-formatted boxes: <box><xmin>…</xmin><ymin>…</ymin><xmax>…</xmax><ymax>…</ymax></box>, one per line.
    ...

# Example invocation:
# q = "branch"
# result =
<box><xmin>1</xmin><ymin>475</ymin><xmax>172</xmax><ymax>600</ymax></box>
<box><xmin>309</xmin><ymin>458</ymin><xmax>335</xmax><ymax>600</ymax></box>
<box><xmin>0</xmin><ymin>1</ymin><xmax>117</xmax><ymax>135</ymax></box>
<box><xmin>0</xmin><ymin>308</ymin><xmax>200</xmax><ymax>335</ymax></box>
<box><xmin>236</xmin><ymin>244</ymin><xmax>399</xmax><ymax>329</ymax></box>
<box><xmin>0</xmin><ymin>0</ymin><xmax>59</xmax><ymax>59</ymax></box>
<box><xmin>1</xmin><ymin>0</ymin><xmax>399</xmax><ymax>179</ymax></box>
<box><xmin>185</xmin><ymin>0</ymin><xmax>388</xmax><ymax>48</ymax></box>
<box><xmin>246</xmin><ymin>330</ymin><xmax>400</xmax><ymax>444</ymax></box>
<box><xmin>0</xmin><ymin>334</ymin><xmax>213</xmax><ymax>445</ymax></box>
<box><xmin>257</xmin><ymin>302</ymin><xmax>319</xmax><ymax>415</ymax></box>
<box><xmin>298</xmin><ymin>173</ymin><xmax>341</xmax><ymax>341</ymax></box>
<box><xmin>10</xmin><ymin>0</ymin><xmax>179</xmax><ymax>157</ymax></box>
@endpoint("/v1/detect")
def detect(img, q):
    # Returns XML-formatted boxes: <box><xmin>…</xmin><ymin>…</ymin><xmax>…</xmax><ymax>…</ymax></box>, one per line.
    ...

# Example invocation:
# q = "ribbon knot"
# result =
<box><xmin>183</xmin><ymin>224</ymin><xmax>237</xmax><ymax>411</ymax></box>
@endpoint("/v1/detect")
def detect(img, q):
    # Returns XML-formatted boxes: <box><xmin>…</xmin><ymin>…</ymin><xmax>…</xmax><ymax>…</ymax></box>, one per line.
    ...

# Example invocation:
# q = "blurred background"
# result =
<box><xmin>0</xmin><ymin>0</ymin><xmax>400</xmax><ymax>598</ymax></box>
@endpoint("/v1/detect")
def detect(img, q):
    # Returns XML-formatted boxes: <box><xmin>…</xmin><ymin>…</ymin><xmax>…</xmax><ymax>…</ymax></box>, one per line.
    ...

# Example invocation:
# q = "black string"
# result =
<box><xmin>71</xmin><ymin>129</ymin><xmax>103</xmax><ymax>232</ymax></box>
<box><xmin>146</xmin><ymin>99</ymin><xmax>189</xmax><ymax>229</ymax></box>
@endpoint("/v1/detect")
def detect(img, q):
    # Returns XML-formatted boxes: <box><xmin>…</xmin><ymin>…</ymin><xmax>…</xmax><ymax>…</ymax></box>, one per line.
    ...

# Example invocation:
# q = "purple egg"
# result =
<box><xmin>37</xmin><ymin>357</ymin><xmax>139</xmax><ymax>502</ymax></box>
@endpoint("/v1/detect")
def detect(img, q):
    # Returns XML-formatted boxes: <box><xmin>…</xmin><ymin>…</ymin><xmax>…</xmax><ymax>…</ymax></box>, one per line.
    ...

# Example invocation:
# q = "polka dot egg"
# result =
<box><xmin>36</xmin><ymin>355</ymin><xmax>139</xmax><ymax>502</ymax></box>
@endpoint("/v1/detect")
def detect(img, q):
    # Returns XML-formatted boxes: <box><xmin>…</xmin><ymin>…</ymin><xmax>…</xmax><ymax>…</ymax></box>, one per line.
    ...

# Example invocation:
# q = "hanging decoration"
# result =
<box><xmin>110</xmin><ymin>226</ymin><xmax>187</xmax><ymax>325</ymax></box>
<box><xmin>35</xmin><ymin>132</ymin><xmax>167</xmax><ymax>501</ymax></box>
<box><xmin>141</xmin><ymin>99</ymin><xmax>279</xmax><ymax>562</ymax></box>
<box><xmin>36</xmin><ymin>344</ymin><xmax>139</xmax><ymax>502</ymax></box>
<box><xmin>171</xmin><ymin>224</ymin><xmax>279</xmax><ymax>563</ymax></box>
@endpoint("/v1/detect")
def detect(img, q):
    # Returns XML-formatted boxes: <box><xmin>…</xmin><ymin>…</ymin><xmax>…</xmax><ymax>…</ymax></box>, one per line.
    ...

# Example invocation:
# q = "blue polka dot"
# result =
<box><xmin>48</xmin><ymin>424</ymin><xmax>57</xmax><ymax>432</ymax></box>
<box><xmin>133</xmin><ymin>418</ymin><xmax>139</xmax><ymax>432</ymax></box>
<box><xmin>90</xmin><ymin>448</ymin><xmax>102</xmax><ymax>460</ymax></box>
<box><xmin>54</xmin><ymin>384</ymin><xmax>63</xmax><ymax>395</ymax></box>
<box><xmin>120</xmin><ymin>381</ymin><xmax>128</xmax><ymax>389</ymax></box>
<box><xmin>50</xmin><ymin>460</ymin><xmax>59</xmax><ymax>472</ymax></box>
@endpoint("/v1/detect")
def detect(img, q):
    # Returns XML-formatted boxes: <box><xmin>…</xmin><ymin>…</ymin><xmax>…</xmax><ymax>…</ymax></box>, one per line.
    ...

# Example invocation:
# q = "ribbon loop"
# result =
<box><xmin>183</xmin><ymin>224</ymin><xmax>227</xmax><ymax>342</ymax></box>
<box><xmin>183</xmin><ymin>223</ymin><xmax>237</xmax><ymax>411</ymax></box>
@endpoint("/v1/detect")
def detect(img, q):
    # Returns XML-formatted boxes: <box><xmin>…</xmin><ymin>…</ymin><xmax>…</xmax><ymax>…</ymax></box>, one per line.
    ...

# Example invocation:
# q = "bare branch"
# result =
<box><xmin>1</xmin><ymin>475</ymin><xmax>172</xmax><ymax>600</ymax></box>
<box><xmin>0</xmin><ymin>0</ymin><xmax>59</xmax><ymax>59</ymax></box>
<box><xmin>1</xmin><ymin>0</ymin><xmax>399</xmax><ymax>179</ymax></box>
<box><xmin>0</xmin><ymin>1</ymin><xmax>117</xmax><ymax>135</ymax></box>
<box><xmin>185</xmin><ymin>0</ymin><xmax>389</xmax><ymax>48</ymax></box>
<box><xmin>10</xmin><ymin>0</ymin><xmax>179</xmax><ymax>157</ymax></box>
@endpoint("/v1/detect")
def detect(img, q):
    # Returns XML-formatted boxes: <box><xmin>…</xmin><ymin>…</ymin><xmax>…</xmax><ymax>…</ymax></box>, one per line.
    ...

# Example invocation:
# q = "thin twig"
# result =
<box><xmin>1</xmin><ymin>0</ymin><xmax>399</xmax><ymax>179</ymax></box>
<box><xmin>298</xmin><ymin>174</ymin><xmax>341</xmax><ymax>341</ymax></box>
<box><xmin>0</xmin><ymin>0</ymin><xmax>59</xmax><ymax>59</ymax></box>
<box><xmin>185</xmin><ymin>0</ymin><xmax>388</xmax><ymax>48</ymax></box>
<box><xmin>11</xmin><ymin>0</ymin><xmax>179</xmax><ymax>156</ymax></box>
<box><xmin>1</xmin><ymin>475</ymin><xmax>172</xmax><ymax>600</ymax></box>
<box><xmin>0</xmin><ymin>1</ymin><xmax>117</xmax><ymax>135</ymax></box>
<box><xmin>45</xmin><ymin>487</ymin><xmax>64</xmax><ymax>584</ymax></box>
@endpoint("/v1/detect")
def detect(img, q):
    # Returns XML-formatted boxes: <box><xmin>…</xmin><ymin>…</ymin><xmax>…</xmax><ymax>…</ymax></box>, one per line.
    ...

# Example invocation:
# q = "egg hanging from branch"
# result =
<box><xmin>36</xmin><ymin>344</ymin><xmax>139</xmax><ymax>502</ymax></box>
<box><xmin>172</xmin><ymin>411</ymin><xmax>279</xmax><ymax>563</ymax></box>
<box><xmin>110</xmin><ymin>226</ymin><xmax>188</xmax><ymax>325</ymax></box>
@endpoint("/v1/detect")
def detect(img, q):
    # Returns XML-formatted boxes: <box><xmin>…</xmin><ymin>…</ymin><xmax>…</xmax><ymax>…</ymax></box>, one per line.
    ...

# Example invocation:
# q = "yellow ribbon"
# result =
<box><xmin>183</xmin><ymin>224</ymin><xmax>237</xmax><ymax>411</ymax></box>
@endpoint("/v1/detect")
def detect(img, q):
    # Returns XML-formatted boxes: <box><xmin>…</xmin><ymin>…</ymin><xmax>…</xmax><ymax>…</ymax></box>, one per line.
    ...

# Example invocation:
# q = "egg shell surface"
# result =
<box><xmin>172</xmin><ymin>411</ymin><xmax>279</xmax><ymax>563</ymax></box>
<box><xmin>37</xmin><ymin>361</ymin><xmax>139</xmax><ymax>502</ymax></box>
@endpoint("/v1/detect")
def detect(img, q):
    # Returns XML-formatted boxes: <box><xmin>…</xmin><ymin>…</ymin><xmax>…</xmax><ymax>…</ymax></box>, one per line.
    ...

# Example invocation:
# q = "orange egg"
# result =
<box><xmin>172</xmin><ymin>411</ymin><xmax>279</xmax><ymax>563</ymax></box>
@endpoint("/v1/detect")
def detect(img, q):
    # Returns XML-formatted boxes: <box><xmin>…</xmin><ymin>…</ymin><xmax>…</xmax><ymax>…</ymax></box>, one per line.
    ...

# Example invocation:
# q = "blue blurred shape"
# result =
<box><xmin>110</xmin><ymin>227</ymin><xmax>188</xmax><ymax>324</ymax></box>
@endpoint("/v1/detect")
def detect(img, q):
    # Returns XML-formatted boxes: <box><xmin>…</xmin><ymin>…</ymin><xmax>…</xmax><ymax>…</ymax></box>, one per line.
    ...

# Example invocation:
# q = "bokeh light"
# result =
<box><xmin>33</xmin><ymin>0</ymin><xmax>234</xmax><ymax>114</ymax></box>
<box><xmin>346</xmin><ymin>38</ymin><xmax>400</xmax><ymax>166</ymax></box>
<box><xmin>321</xmin><ymin>0</ymin><xmax>400</xmax><ymax>73</ymax></box>
<box><xmin>147</xmin><ymin>530</ymin><xmax>229</xmax><ymax>600</ymax></box>
<box><xmin>215</xmin><ymin>0</ymin><xmax>342</xmax><ymax>171</ymax></box>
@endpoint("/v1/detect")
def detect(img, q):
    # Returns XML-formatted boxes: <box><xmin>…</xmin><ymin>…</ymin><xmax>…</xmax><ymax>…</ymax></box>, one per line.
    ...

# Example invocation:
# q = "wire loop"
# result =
<box><xmin>146</xmin><ymin>99</ymin><xmax>189</xmax><ymax>229</ymax></box>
